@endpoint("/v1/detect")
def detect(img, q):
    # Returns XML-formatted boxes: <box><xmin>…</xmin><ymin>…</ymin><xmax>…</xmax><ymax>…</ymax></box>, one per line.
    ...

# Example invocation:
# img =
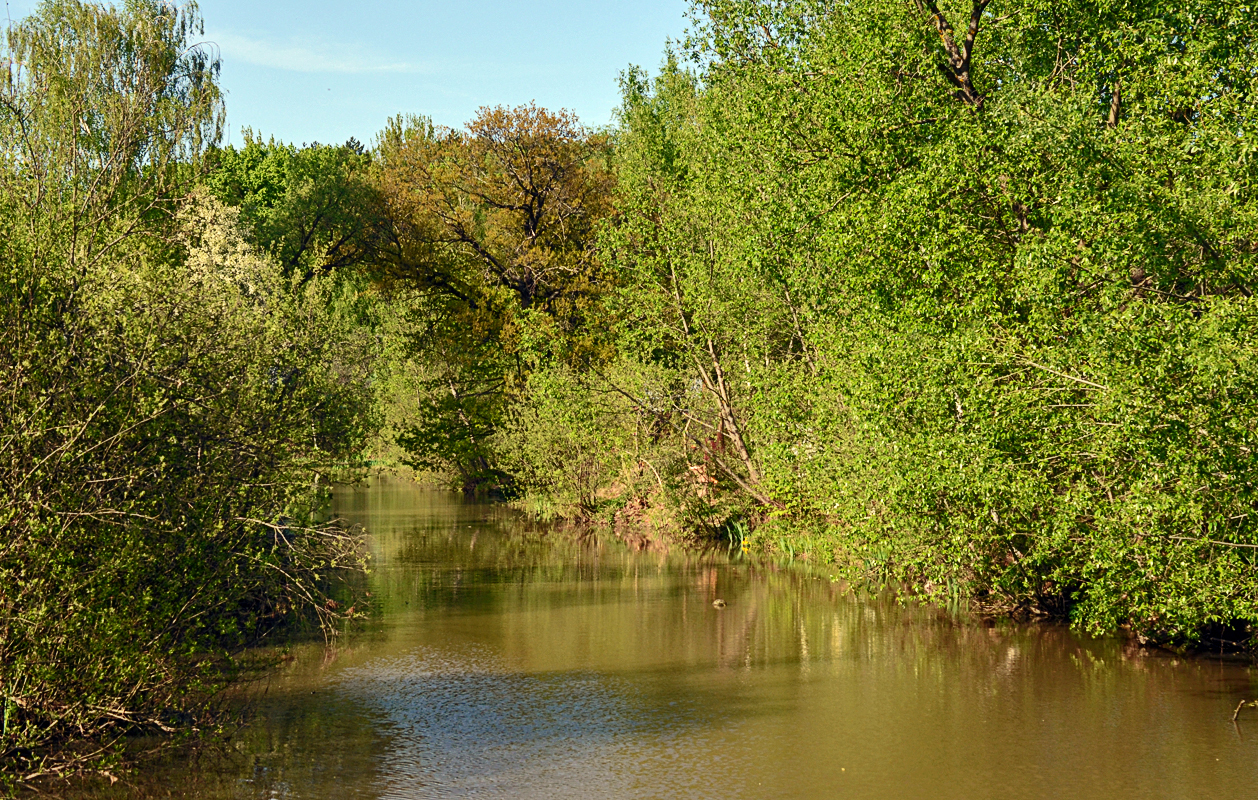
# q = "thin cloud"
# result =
<box><xmin>205</xmin><ymin>30</ymin><xmax>432</xmax><ymax>75</ymax></box>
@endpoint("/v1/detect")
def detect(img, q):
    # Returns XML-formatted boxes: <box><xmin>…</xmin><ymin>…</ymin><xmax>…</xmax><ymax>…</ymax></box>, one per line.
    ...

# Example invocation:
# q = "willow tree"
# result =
<box><xmin>0</xmin><ymin>2</ymin><xmax>373</xmax><ymax>782</ymax></box>
<box><xmin>0</xmin><ymin>0</ymin><xmax>223</xmax><ymax>271</ymax></box>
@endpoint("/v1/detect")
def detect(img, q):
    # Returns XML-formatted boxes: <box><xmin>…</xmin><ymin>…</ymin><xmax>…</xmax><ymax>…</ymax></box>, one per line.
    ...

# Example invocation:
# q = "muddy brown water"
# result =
<box><xmin>70</xmin><ymin>478</ymin><xmax>1258</xmax><ymax>798</ymax></box>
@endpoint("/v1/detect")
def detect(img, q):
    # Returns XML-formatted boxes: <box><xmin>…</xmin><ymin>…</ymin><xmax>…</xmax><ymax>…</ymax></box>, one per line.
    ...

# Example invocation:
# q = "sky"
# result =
<box><xmin>4</xmin><ymin>0</ymin><xmax>691</xmax><ymax>146</ymax></box>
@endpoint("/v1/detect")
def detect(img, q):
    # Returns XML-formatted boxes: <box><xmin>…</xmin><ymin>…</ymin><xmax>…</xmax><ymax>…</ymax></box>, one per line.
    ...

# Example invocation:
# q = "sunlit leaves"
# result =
<box><xmin>604</xmin><ymin>0</ymin><xmax>1258</xmax><ymax>642</ymax></box>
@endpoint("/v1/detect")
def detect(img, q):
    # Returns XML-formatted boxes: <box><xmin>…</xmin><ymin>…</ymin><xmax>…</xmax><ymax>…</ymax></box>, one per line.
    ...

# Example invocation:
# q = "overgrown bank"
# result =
<box><xmin>0</xmin><ymin>2</ymin><xmax>374</xmax><ymax>786</ymax></box>
<box><xmin>417</xmin><ymin>0</ymin><xmax>1258</xmax><ymax>651</ymax></box>
<box><xmin>327</xmin><ymin>0</ymin><xmax>1258</xmax><ymax>649</ymax></box>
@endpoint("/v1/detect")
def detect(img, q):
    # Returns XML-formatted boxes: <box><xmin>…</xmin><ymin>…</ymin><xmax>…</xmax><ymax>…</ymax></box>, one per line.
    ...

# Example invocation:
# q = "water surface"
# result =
<box><xmin>88</xmin><ymin>478</ymin><xmax>1258</xmax><ymax>798</ymax></box>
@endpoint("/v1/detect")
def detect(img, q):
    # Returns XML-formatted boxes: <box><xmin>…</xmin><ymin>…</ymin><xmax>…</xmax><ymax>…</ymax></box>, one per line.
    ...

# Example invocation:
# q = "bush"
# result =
<box><xmin>0</xmin><ymin>2</ymin><xmax>375</xmax><ymax>782</ymax></box>
<box><xmin>0</xmin><ymin>189</ymin><xmax>374</xmax><ymax>783</ymax></box>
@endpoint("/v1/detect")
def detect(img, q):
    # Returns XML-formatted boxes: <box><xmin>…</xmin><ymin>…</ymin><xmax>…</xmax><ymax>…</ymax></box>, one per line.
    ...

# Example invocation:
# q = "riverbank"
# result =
<box><xmin>33</xmin><ymin>480</ymin><xmax>1258</xmax><ymax>800</ymax></box>
<box><xmin>511</xmin><ymin>483</ymin><xmax>1258</xmax><ymax>658</ymax></box>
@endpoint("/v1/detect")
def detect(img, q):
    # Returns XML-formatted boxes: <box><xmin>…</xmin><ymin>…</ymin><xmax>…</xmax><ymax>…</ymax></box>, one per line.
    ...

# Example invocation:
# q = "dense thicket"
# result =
<box><xmin>374</xmin><ymin>1</ymin><xmax>1258</xmax><ymax>648</ymax></box>
<box><xmin>579</xmin><ymin>0</ymin><xmax>1258</xmax><ymax>644</ymax></box>
<box><xmin>0</xmin><ymin>1</ymin><xmax>373</xmax><ymax>783</ymax></box>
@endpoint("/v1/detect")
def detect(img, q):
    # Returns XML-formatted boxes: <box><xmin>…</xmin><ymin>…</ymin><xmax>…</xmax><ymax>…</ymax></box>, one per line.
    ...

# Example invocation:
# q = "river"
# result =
<box><xmin>77</xmin><ymin>477</ymin><xmax>1258</xmax><ymax>798</ymax></box>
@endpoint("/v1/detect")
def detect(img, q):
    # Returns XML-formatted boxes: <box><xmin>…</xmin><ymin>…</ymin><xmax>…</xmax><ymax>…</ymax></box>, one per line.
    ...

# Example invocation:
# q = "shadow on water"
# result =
<box><xmin>54</xmin><ymin>477</ymin><xmax>1258</xmax><ymax>799</ymax></box>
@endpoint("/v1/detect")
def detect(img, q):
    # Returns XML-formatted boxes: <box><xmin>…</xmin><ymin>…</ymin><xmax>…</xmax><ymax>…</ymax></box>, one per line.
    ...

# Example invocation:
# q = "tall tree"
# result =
<box><xmin>205</xmin><ymin>131</ymin><xmax>384</xmax><ymax>283</ymax></box>
<box><xmin>605</xmin><ymin>0</ymin><xmax>1258</xmax><ymax>641</ymax></box>
<box><xmin>0</xmin><ymin>0</ymin><xmax>223</xmax><ymax>271</ymax></box>
<box><xmin>376</xmin><ymin>105</ymin><xmax>615</xmax><ymax>490</ymax></box>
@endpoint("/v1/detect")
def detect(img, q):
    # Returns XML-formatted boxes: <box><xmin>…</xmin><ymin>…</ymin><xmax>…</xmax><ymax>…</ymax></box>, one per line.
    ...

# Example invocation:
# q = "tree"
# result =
<box><xmin>205</xmin><ymin>130</ymin><xmax>385</xmax><ymax>283</ymax></box>
<box><xmin>379</xmin><ymin>105</ymin><xmax>613</xmax><ymax>320</ymax></box>
<box><xmin>604</xmin><ymin>0</ymin><xmax>1258</xmax><ymax>642</ymax></box>
<box><xmin>0</xmin><ymin>0</ymin><xmax>223</xmax><ymax>271</ymax></box>
<box><xmin>375</xmin><ymin>105</ymin><xmax>615</xmax><ymax>490</ymax></box>
<box><xmin>0</xmin><ymin>2</ymin><xmax>373</xmax><ymax>781</ymax></box>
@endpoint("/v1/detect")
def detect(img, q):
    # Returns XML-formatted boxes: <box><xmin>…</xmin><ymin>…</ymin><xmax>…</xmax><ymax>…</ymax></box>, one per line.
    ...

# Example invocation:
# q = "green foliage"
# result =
<box><xmin>0</xmin><ymin>0</ymin><xmax>222</xmax><ymax>269</ymax></box>
<box><xmin>494</xmin><ymin>365</ymin><xmax>642</xmax><ymax>516</ymax></box>
<box><xmin>590</xmin><ymin>0</ymin><xmax>1258</xmax><ymax>645</ymax></box>
<box><xmin>0</xmin><ymin>1</ymin><xmax>374</xmax><ymax>783</ymax></box>
<box><xmin>375</xmin><ymin>106</ymin><xmax>618</xmax><ymax>492</ymax></box>
<box><xmin>204</xmin><ymin>130</ymin><xmax>383</xmax><ymax>283</ymax></box>
<box><xmin>0</xmin><ymin>194</ymin><xmax>374</xmax><ymax>779</ymax></box>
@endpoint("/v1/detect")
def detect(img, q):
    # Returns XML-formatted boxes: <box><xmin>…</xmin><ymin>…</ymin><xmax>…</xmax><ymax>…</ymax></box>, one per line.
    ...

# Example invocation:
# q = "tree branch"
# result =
<box><xmin>917</xmin><ymin>0</ymin><xmax>990</xmax><ymax>108</ymax></box>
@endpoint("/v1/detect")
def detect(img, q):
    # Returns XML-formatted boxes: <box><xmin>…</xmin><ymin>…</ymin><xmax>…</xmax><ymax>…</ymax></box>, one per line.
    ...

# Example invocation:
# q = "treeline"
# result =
<box><xmin>4</xmin><ymin>0</ymin><xmax>1258</xmax><ymax>784</ymax></box>
<box><xmin>612</xmin><ymin>0</ymin><xmax>1258</xmax><ymax>646</ymax></box>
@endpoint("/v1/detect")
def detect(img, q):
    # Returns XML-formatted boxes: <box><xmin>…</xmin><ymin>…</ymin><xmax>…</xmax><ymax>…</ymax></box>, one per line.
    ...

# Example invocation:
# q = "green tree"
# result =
<box><xmin>604</xmin><ymin>0</ymin><xmax>1258</xmax><ymax>643</ymax></box>
<box><xmin>0</xmin><ymin>0</ymin><xmax>222</xmax><ymax>271</ymax></box>
<box><xmin>205</xmin><ymin>130</ymin><xmax>384</xmax><ymax>283</ymax></box>
<box><xmin>375</xmin><ymin>105</ymin><xmax>616</xmax><ymax>492</ymax></box>
<box><xmin>0</xmin><ymin>2</ymin><xmax>374</xmax><ymax>782</ymax></box>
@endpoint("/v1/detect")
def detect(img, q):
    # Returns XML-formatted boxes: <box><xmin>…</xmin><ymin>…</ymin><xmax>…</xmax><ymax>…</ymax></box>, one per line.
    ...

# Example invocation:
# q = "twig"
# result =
<box><xmin>1233</xmin><ymin>699</ymin><xmax>1253</xmax><ymax>722</ymax></box>
<box><xmin>638</xmin><ymin>458</ymin><xmax>665</xmax><ymax>491</ymax></box>
<box><xmin>1171</xmin><ymin>536</ymin><xmax>1258</xmax><ymax>550</ymax></box>
<box><xmin>1020</xmin><ymin>359</ymin><xmax>1110</xmax><ymax>391</ymax></box>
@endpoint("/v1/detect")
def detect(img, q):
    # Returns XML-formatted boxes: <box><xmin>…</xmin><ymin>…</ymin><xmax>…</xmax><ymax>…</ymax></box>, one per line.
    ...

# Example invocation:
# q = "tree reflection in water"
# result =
<box><xmin>58</xmin><ymin>478</ymin><xmax>1258</xmax><ymax>799</ymax></box>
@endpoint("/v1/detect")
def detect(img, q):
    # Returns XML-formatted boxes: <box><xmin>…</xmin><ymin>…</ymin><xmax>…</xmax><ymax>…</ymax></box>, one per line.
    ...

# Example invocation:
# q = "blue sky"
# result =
<box><xmin>5</xmin><ymin>0</ymin><xmax>690</xmax><ymax>146</ymax></box>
